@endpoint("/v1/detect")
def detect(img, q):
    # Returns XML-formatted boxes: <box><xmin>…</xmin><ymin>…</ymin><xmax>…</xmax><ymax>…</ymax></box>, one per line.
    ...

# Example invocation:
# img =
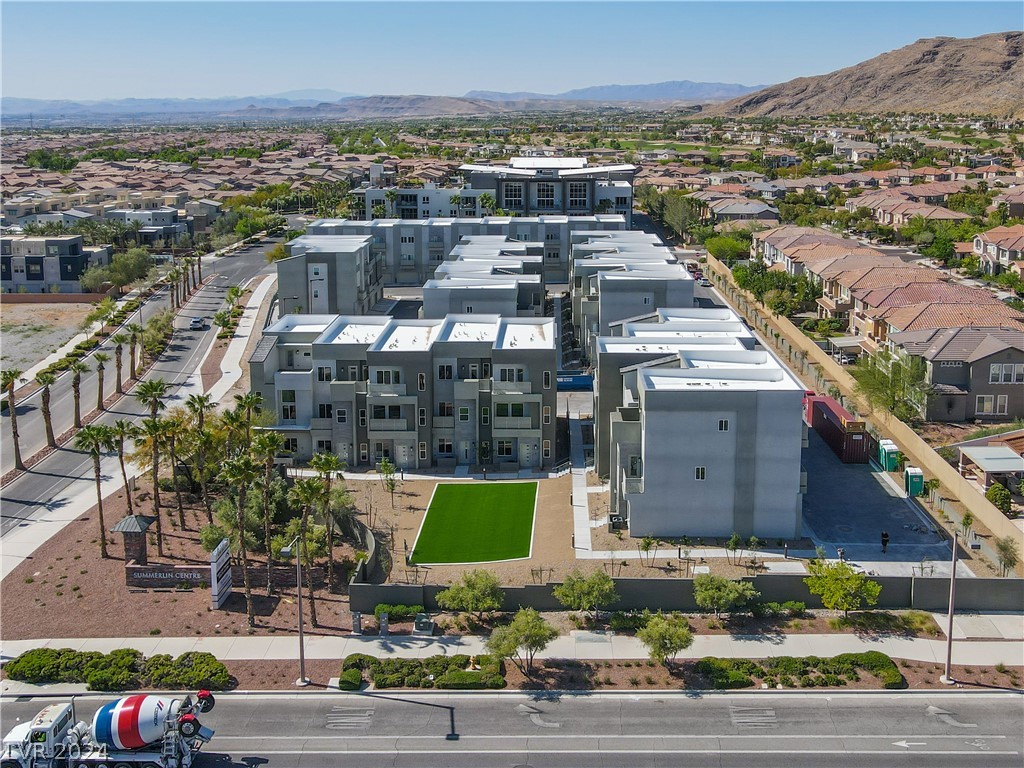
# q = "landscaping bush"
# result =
<box><xmin>373</xmin><ymin>603</ymin><xmax>424</xmax><ymax>621</ymax></box>
<box><xmin>693</xmin><ymin>657</ymin><xmax>755</xmax><ymax>689</ymax></box>
<box><xmin>782</xmin><ymin>601</ymin><xmax>806</xmax><ymax>617</ymax></box>
<box><xmin>435</xmin><ymin>670</ymin><xmax>504</xmax><ymax>689</ymax></box>
<box><xmin>5</xmin><ymin>648</ymin><xmax>229</xmax><ymax>691</ymax></box>
<box><xmin>836</xmin><ymin>651</ymin><xmax>906</xmax><ymax>689</ymax></box>
<box><xmin>342</xmin><ymin>653</ymin><xmax>504</xmax><ymax>690</ymax></box>
<box><xmin>609</xmin><ymin>610</ymin><xmax>654</xmax><ymax>632</ymax></box>
<box><xmin>342</xmin><ymin>653</ymin><xmax>378</xmax><ymax>672</ymax></box>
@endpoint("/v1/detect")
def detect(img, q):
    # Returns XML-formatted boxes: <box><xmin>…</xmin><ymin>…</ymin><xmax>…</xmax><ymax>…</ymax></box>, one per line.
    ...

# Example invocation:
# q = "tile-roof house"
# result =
<box><xmin>973</xmin><ymin>224</ymin><xmax>1024</xmax><ymax>275</ymax></box>
<box><xmin>888</xmin><ymin>326</ymin><xmax>1024</xmax><ymax>421</ymax></box>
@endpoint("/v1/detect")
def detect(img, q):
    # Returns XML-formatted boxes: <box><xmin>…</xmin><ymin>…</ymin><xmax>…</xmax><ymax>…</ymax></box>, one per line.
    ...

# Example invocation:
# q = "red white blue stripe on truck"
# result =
<box><xmin>93</xmin><ymin>695</ymin><xmax>172</xmax><ymax>749</ymax></box>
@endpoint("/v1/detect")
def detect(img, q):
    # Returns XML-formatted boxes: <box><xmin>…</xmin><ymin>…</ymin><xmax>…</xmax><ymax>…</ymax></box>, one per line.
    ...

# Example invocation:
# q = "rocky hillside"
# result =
<box><xmin>713</xmin><ymin>32</ymin><xmax>1023</xmax><ymax>117</ymax></box>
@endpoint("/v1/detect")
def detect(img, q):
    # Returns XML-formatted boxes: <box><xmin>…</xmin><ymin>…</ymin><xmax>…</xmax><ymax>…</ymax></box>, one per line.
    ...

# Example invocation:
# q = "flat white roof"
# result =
<box><xmin>495</xmin><ymin>319</ymin><xmax>555</xmax><ymax>350</ymax></box>
<box><xmin>510</xmin><ymin>157</ymin><xmax>588</xmax><ymax>169</ymax></box>
<box><xmin>266</xmin><ymin>314</ymin><xmax>337</xmax><ymax>334</ymax></box>
<box><xmin>373</xmin><ymin>322</ymin><xmax>443</xmax><ymax>352</ymax></box>
<box><xmin>317</xmin><ymin>317</ymin><xmax>390</xmax><ymax>346</ymax></box>
<box><xmin>959</xmin><ymin>446</ymin><xmax>1024</xmax><ymax>473</ymax></box>
<box><xmin>598</xmin><ymin>337</ymin><xmax>747</xmax><ymax>355</ymax></box>
<box><xmin>287</xmin><ymin>234</ymin><xmax>372</xmax><ymax>254</ymax></box>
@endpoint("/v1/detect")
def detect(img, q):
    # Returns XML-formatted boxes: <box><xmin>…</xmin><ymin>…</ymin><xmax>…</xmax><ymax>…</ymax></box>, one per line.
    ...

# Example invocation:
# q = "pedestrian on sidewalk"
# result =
<box><xmin>881</xmin><ymin>531</ymin><xmax>890</xmax><ymax>554</ymax></box>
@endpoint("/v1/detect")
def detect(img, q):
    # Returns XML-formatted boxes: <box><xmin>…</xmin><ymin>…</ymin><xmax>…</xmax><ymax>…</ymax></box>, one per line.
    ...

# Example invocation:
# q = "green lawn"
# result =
<box><xmin>411</xmin><ymin>482</ymin><xmax>538</xmax><ymax>564</ymax></box>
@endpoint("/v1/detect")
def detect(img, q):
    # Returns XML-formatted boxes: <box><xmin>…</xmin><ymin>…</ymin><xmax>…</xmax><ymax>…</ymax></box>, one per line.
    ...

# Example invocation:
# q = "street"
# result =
<box><xmin>1</xmin><ymin>692</ymin><xmax>1020</xmax><ymax>767</ymax></box>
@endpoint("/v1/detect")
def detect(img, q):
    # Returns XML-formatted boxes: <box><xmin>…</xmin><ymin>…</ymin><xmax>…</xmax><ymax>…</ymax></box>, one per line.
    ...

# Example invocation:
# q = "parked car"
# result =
<box><xmin>189</xmin><ymin>317</ymin><xmax>205</xmax><ymax>330</ymax></box>
<box><xmin>699</xmin><ymin>278</ymin><xmax>712</xmax><ymax>287</ymax></box>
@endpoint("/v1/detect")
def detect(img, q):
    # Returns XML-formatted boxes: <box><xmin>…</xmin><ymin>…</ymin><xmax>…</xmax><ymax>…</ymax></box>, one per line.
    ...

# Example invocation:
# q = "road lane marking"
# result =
<box><xmin>325</xmin><ymin>706</ymin><xmax>374</xmax><ymax>730</ymax></box>
<box><xmin>927</xmin><ymin>705</ymin><xmax>978</xmax><ymax>728</ymax></box>
<box><xmin>729</xmin><ymin>705</ymin><xmax>777</xmax><ymax>728</ymax></box>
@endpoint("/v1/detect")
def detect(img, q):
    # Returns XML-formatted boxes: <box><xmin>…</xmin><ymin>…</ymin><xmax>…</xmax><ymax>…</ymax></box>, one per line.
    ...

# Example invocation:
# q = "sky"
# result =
<box><xmin>2</xmin><ymin>1</ymin><xmax>1022</xmax><ymax>101</ymax></box>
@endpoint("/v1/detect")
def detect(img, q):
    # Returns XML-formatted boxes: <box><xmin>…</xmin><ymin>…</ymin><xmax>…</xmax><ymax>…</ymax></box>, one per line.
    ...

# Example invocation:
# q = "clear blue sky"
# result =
<box><xmin>3</xmin><ymin>1</ymin><xmax>1021</xmax><ymax>100</ymax></box>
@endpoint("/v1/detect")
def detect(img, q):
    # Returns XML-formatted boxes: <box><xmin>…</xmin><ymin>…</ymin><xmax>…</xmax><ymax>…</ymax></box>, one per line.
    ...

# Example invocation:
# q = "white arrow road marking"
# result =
<box><xmin>516</xmin><ymin>703</ymin><xmax>560</xmax><ymax>728</ymax></box>
<box><xmin>926</xmin><ymin>705</ymin><xmax>978</xmax><ymax>728</ymax></box>
<box><xmin>893</xmin><ymin>740</ymin><xmax>927</xmax><ymax>749</ymax></box>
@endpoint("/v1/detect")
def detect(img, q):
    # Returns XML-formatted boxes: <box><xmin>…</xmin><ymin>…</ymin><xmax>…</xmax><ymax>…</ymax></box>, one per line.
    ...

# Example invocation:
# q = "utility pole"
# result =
<box><xmin>940</xmin><ymin>531</ymin><xmax>958</xmax><ymax>685</ymax></box>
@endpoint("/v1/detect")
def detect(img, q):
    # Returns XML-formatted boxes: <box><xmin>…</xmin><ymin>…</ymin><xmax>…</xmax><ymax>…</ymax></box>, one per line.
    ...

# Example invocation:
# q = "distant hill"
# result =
<box><xmin>712</xmin><ymin>32</ymin><xmax>1024</xmax><ymax>117</ymax></box>
<box><xmin>1</xmin><ymin>91</ymin><xmax>360</xmax><ymax>117</ymax></box>
<box><xmin>233</xmin><ymin>94</ymin><xmax>589</xmax><ymax>119</ymax></box>
<box><xmin>466</xmin><ymin>80</ymin><xmax>766</xmax><ymax>103</ymax></box>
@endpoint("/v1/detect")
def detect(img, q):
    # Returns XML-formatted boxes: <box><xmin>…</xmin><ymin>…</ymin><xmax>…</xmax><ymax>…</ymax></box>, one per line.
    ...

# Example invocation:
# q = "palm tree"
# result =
<box><xmin>2</xmin><ymin>369</ymin><xmax>25</xmax><ymax>470</ymax></box>
<box><xmin>167</xmin><ymin>267</ymin><xmax>181</xmax><ymax>310</ymax></box>
<box><xmin>384</xmin><ymin>189</ymin><xmax>398</xmax><ymax>217</ymax></box>
<box><xmin>186</xmin><ymin>256</ymin><xmax>198</xmax><ymax>292</ymax></box>
<box><xmin>134</xmin><ymin>417</ymin><xmax>166</xmax><ymax>556</ymax></box>
<box><xmin>221</xmin><ymin>406</ymin><xmax>248</xmax><ymax>457</ymax></box>
<box><xmin>288</xmin><ymin>476</ymin><xmax>325</xmax><ymax>627</ymax></box>
<box><xmin>128</xmin><ymin>218</ymin><xmax>145</xmax><ymax>246</ymax></box>
<box><xmin>110</xmin><ymin>419</ymin><xmax>139</xmax><ymax>514</ymax></box>
<box><xmin>126</xmin><ymin>323</ymin><xmax>144</xmax><ymax>380</ymax></box>
<box><xmin>68</xmin><ymin>360</ymin><xmax>90</xmax><ymax>429</ymax></box>
<box><xmin>226</xmin><ymin>285</ymin><xmax>244</xmax><ymax>308</ymax></box>
<box><xmin>74</xmin><ymin>424</ymin><xmax>114</xmax><ymax>558</ymax></box>
<box><xmin>110</xmin><ymin>333</ymin><xmax>129</xmax><ymax>394</ymax></box>
<box><xmin>134</xmin><ymin>377</ymin><xmax>169</xmax><ymax>418</ymax></box>
<box><xmin>162</xmin><ymin>410</ymin><xmax>188</xmax><ymax>529</ymax></box>
<box><xmin>234</xmin><ymin>391</ymin><xmax>262</xmax><ymax>443</ymax></box>
<box><xmin>219</xmin><ymin>455</ymin><xmax>261</xmax><ymax>627</ymax></box>
<box><xmin>252</xmin><ymin>430</ymin><xmax>286</xmax><ymax>594</ymax></box>
<box><xmin>186</xmin><ymin>393</ymin><xmax>216</xmax><ymax>520</ymax></box>
<box><xmin>35</xmin><ymin>370</ymin><xmax>58</xmax><ymax>448</ymax></box>
<box><xmin>309</xmin><ymin>451</ymin><xmax>345</xmax><ymax>592</ymax></box>
<box><xmin>93</xmin><ymin>352</ymin><xmax>110</xmax><ymax>412</ymax></box>
<box><xmin>478</xmin><ymin>192</ymin><xmax>497</xmax><ymax>215</ymax></box>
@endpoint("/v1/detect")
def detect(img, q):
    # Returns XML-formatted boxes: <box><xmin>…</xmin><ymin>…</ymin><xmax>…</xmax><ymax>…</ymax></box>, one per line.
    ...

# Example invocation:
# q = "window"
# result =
<box><xmin>312</xmin><ymin>266</ymin><xmax>321</xmax><ymax>276</ymax></box>
<box><xmin>374</xmin><ymin>442</ymin><xmax>391</xmax><ymax>459</ymax></box>
<box><xmin>718</xmin><ymin>419</ymin><xmax>730</xmax><ymax>431</ymax></box>
<box><xmin>536</xmin><ymin>182</ymin><xmax>555</xmax><ymax>209</ymax></box>
<box><xmin>418</xmin><ymin>408</ymin><xmax>426</xmax><ymax>427</ymax></box>
<box><xmin>372</xmin><ymin>405</ymin><xmax>401</xmax><ymax>419</ymax></box>
<box><xmin>543</xmin><ymin>440</ymin><xmax>551</xmax><ymax>459</ymax></box>
<box><xmin>464</xmin><ymin>305</ymin><xmax>473</xmax><ymax>314</ymax></box>
<box><xmin>989</xmin><ymin>364</ymin><xmax>1001</xmax><ymax>384</ymax></box>
<box><xmin>438</xmin><ymin>364</ymin><xmax>453</xmax><ymax>380</ymax></box>
<box><xmin>545</xmin><ymin>232</ymin><xmax>557</xmax><ymax>241</ymax></box>
<box><xmin>939</xmin><ymin>361</ymin><xmax>963</xmax><ymax>368</ymax></box>
<box><xmin>615</xmin><ymin>196</ymin><xmax>629</xmax><ymax>207</ymax></box>
<box><xmin>417</xmin><ymin>372</ymin><xmax>426</xmax><ymax>391</ymax></box>
<box><xmin>997</xmin><ymin>395</ymin><xmax>1008</xmax><ymax>415</ymax></box>
<box><xmin>695</xmin><ymin>466</ymin><xmax>706</xmax><ymax>481</ymax></box>
<box><xmin>1001</xmin><ymin>363</ymin><xmax>1015</xmax><ymax>383</ymax></box>
<box><xmin>543</xmin><ymin>370</ymin><xmax>551</xmax><ymax>389</ymax></box>
<box><xmin>360</xmin><ymin>443</ymin><xmax>368</xmax><ymax>462</ymax></box>
<box><xmin>337</xmin><ymin>409</ymin><xmax>348</xmax><ymax>424</ymax></box>
<box><xmin>458</xmin><ymin>406</ymin><xmax>470</xmax><ymax>422</ymax></box>
<box><xmin>642</xmin><ymin>296</ymin><xmax>652</xmax><ymax>305</ymax></box>
<box><xmin>497</xmin><ymin>439</ymin><xmax>513</xmax><ymax>457</ymax></box>
<box><xmin>628</xmin><ymin>455</ymin><xmax>643</xmax><ymax>477</ymax></box>
<box><xmin>496</xmin><ymin>402</ymin><xmax>524</xmax><ymax>417</ymax></box>
<box><xmin>358</xmin><ymin>409</ymin><xmax>367</xmax><ymax>426</ymax></box>
<box><xmin>437</xmin><ymin>438</ymin><xmax>453</xmax><ymax>455</ymax></box>
<box><xmin>568</xmin><ymin>181</ymin><xmax>588</xmax><ymax>209</ymax></box>
<box><xmin>1016</xmin><ymin>364</ymin><xmax>1024</xmax><ymax>383</ymax></box>
<box><xmin>400</xmin><ymin>235</ymin><xmax>416</xmax><ymax>244</ymax></box>
<box><xmin>503</xmin><ymin>182</ymin><xmax>523</xmax><ymax>208</ymax></box>
<box><xmin>312</xmin><ymin>288</ymin><xmax>320</xmax><ymax>299</ymax></box>
<box><xmin>438</xmin><ymin>402</ymin><xmax>453</xmax><ymax>417</ymax></box>
<box><xmin>546</xmin><ymin>249</ymin><xmax>560</xmax><ymax>260</ymax></box>
<box><xmin>375</xmin><ymin>369</ymin><xmax>400</xmax><ymax>384</ymax></box>
<box><xmin>317</xmin><ymin>366</ymin><xmax>332</xmax><ymax>382</ymax></box>
<box><xmin>481</xmin><ymin>406</ymin><xmax>490</xmax><ymax>425</ymax></box>
<box><xmin>284</xmin><ymin>438</ymin><xmax>298</xmax><ymax>453</ymax></box>
<box><xmin>469</xmin><ymin>363</ymin><xmax>479</xmax><ymax>379</ymax></box>
<box><xmin>482</xmin><ymin>362</ymin><xmax>491</xmax><ymax>378</ymax></box>
<box><xmin>316</xmin><ymin>440</ymin><xmax>332</xmax><ymax>453</ymax></box>
<box><xmin>976</xmin><ymin>395</ymin><xmax>994</xmax><ymax>414</ymax></box>
<box><xmin>498</xmin><ymin>367</ymin><xmax>524</xmax><ymax>382</ymax></box>
<box><xmin>281</xmin><ymin>390</ymin><xmax>296</xmax><ymax>420</ymax></box>
<box><xmin>543</xmin><ymin>406</ymin><xmax>551</xmax><ymax>425</ymax></box>
<box><xmin>419</xmin><ymin>442</ymin><xmax>427</xmax><ymax>461</ymax></box>
<box><xmin>317</xmin><ymin>403</ymin><xmax>333</xmax><ymax>419</ymax></box>
<box><xmin>349</xmin><ymin>365</ymin><xmax>359</xmax><ymax>381</ymax></box>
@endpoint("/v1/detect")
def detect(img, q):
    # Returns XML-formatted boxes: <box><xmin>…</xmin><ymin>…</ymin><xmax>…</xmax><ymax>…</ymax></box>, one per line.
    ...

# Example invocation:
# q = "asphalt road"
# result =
<box><xmin>1</xmin><ymin>692</ymin><xmax>1020</xmax><ymax>767</ymax></box>
<box><xmin>0</xmin><ymin>239</ymin><xmax>278</xmax><ymax>536</ymax></box>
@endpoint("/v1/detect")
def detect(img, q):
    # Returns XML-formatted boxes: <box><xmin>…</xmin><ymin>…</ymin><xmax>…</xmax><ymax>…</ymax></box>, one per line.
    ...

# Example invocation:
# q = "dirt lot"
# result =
<box><xmin>0</xmin><ymin>302</ymin><xmax>94</xmax><ymax>370</ymax></box>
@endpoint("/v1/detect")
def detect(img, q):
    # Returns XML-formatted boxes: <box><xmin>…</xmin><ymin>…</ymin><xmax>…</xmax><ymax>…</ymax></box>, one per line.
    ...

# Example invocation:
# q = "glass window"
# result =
<box><xmin>419</xmin><ymin>442</ymin><xmax>427</xmax><ymax>461</ymax></box>
<box><xmin>437</xmin><ymin>438</ymin><xmax>453</xmax><ymax>455</ymax></box>
<box><xmin>360</xmin><ymin>443</ymin><xmax>368</xmax><ymax>462</ymax></box>
<box><xmin>719</xmin><ymin>419</ymin><xmax>730</xmax><ymax>431</ymax></box>
<box><xmin>543</xmin><ymin>406</ymin><xmax>551</xmax><ymax>424</ymax></box>
<box><xmin>543</xmin><ymin>371</ymin><xmax>551</xmax><ymax>389</ymax></box>
<box><xmin>418</xmin><ymin>372</ymin><xmax>426</xmax><ymax>391</ymax></box>
<box><xmin>503</xmin><ymin>182</ymin><xmax>523</xmax><ymax>208</ymax></box>
<box><xmin>568</xmin><ymin>181</ymin><xmax>588</xmax><ymax>208</ymax></box>
<box><xmin>997</xmin><ymin>395</ymin><xmax>1008</xmax><ymax>415</ymax></box>
<box><xmin>543</xmin><ymin>440</ymin><xmax>551</xmax><ymax>459</ymax></box>
<box><xmin>418</xmin><ymin>408</ymin><xmax>427</xmax><ymax>427</ymax></box>
<box><xmin>282</xmin><ymin>390</ymin><xmax>296</xmax><ymax>403</ymax></box>
<box><xmin>284</xmin><ymin>438</ymin><xmax>298</xmax><ymax>452</ymax></box>
<box><xmin>536</xmin><ymin>182</ymin><xmax>555</xmax><ymax>209</ymax></box>
<box><xmin>497</xmin><ymin>439</ymin><xmax>513</xmax><ymax>457</ymax></box>
<box><xmin>316</xmin><ymin>440</ymin><xmax>332</xmax><ymax>453</ymax></box>
<box><xmin>1002</xmin><ymin>364</ymin><xmax>1014</xmax><ymax>383</ymax></box>
<box><xmin>359</xmin><ymin>409</ymin><xmax>367</xmax><ymax>426</ymax></box>
<box><xmin>438</xmin><ymin>402</ymin><xmax>453</xmax><ymax>417</ymax></box>
<box><xmin>989</xmin><ymin>364</ymin><xmax>1001</xmax><ymax>384</ymax></box>
<box><xmin>695</xmin><ymin>466</ymin><xmax>706</xmax><ymax>481</ymax></box>
<box><xmin>317</xmin><ymin>403</ymin><xmax>333</xmax><ymax>419</ymax></box>
<box><xmin>481</xmin><ymin>407</ymin><xmax>490</xmax><ymax>425</ymax></box>
<box><xmin>438</xmin><ymin>364</ymin><xmax>453</xmax><ymax>380</ymax></box>
<box><xmin>1015</xmin><ymin>364</ymin><xmax>1024</xmax><ymax>383</ymax></box>
<box><xmin>337</xmin><ymin>409</ymin><xmax>348</xmax><ymax>424</ymax></box>
<box><xmin>976</xmin><ymin>395</ymin><xmax>994</xmax><ymax>414</ymax></box>
<box><xmin>317</xmin><ymin>366</ymin><xmax>332</xmax><ymax>382</ymax></box>
<box><xmin>458</xmin><ymin>406</ymin><xmax>470</xmax><ymax>422</ymax></box>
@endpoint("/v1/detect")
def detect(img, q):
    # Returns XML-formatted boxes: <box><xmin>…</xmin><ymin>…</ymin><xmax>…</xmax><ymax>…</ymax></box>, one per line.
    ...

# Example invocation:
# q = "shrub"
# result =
<box><xmin>373</xmin><ymin>603</ymin><xmax>424</xmax><ymax>621</ymax></box>
<box><xmin>338</xmin><ymin>668</ymin><xmax>363</xmax><ymax>690</ymax></box>
<box><xmin>782</xmin><ymin>601</ymin><xmax>806</xmax><ymax>617</ymax></box>
<box><xmin>610</xmin><ymin>610</ymin><xmax>654</xmax><ymax>632</ymax></box>
<box><xmin>5</xmin><ymin>648</ymin><xmax>229</xmax><ymax>691</ymax></box>
<box><xmin>693</xmin><ymin>657</ymin><xmax>754</xmax><ymax>690</ymax></box>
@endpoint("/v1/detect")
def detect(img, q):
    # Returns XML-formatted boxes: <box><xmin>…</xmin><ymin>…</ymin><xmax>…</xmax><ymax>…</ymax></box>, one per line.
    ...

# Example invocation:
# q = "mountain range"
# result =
<box><xmin>464</xmin><ymin>80</ymin><xmax>767</xmax><ymax>102</ymax></box>
<box><xmin>713</xmin><ymin>31</ymin><xmax>1024</xmax><ymax>118</ymax></box>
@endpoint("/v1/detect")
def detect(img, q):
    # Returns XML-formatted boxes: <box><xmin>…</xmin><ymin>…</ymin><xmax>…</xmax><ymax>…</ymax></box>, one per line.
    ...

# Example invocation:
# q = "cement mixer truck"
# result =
<box><xmin>1</xmin><ymin>690</ymin><xmax>215</xmax><ymax>768</ymax></box>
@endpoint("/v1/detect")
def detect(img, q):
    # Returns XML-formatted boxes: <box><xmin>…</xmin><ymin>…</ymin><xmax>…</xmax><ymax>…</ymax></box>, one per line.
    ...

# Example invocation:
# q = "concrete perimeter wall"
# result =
<box><xmin>349</xmin><ymin>574</ymin><xmax>1024</xmax><ymax>614</ymax></box>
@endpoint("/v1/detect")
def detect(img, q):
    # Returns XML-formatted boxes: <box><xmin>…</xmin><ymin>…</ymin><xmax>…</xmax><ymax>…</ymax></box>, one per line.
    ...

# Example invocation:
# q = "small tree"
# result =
<box><xmin>378</xmin><ymin>457</ymin><xmax>398</xmax><ymax>505</ymax></box>
<box><xmin>725</xmin><ymin>532</ymin><xmax>743</xmax><ymax>564</ymax></box>
<box><xmin>994</xmin><ymin>535</ymin><xmax>1020</xmax><ymax>577</ymax></box>
<box><xmin>803</xmin><ymin>560</ymin><xmax>881</xmax><ymax>618</ymax></box>
<box><xmin>748</xmin><ymin>536</ymin><xmax>762</xmax><ymax>566</ymax></box>
<box><xmin>553</xmin><ymin>569</ymin><xmax>619</xmax><ymax>621</ymax></box>
<box><xmin>639</xmin><ymin>535</ymin><xmax>657</xmax><ymax>567</ymax></box>
<box><xmin>436</xmin><ymin>569</ymin><xmax>505</xmax><ymax>622</ymax></box>
<box><xmin>637</xmin><ymin>613</ymin><xmax>694</xmax><ymax>669</ymax></box>
<box><xmin>692</xmin><ymin>574</ymin><xmax>759</xmax><ymax>617</ymax></box>
<box><xmin>986</xmin><ymin>483</ymin><xmax>1012</xmax><ymax>516</ymax></box>
<box><xmin>959</xmin><ymin>510</ymin><xmax>975</xmax><ymax>540</ymax></box>
<box><xmin>485</xmin><ymin>607</ymin><xmax>557</xmax><ymax>677</ymax></box>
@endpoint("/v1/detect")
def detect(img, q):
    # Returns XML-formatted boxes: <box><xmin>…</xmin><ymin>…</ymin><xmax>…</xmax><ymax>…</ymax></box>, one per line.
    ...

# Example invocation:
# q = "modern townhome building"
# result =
<box><xmin>973</xmin><ymin>224</ymin><xmax>1024</xmax><ymax>275</ymax></box>
<box><xmin>606</xmin><ymin>344</ymin><xmax>805</xmax><ymax>539</ymax></box>
<box><xmin>348</xmin><ymin>183</ymin><xmax>488</xmax><ymax>220</ymax></box>
<box><xmin>103</xmin><ymin>207</ymin><xmax>192</xmax><ymax>243</ymax></box>
<box><xmin>305</xmin><ymin>214</ymin><xmax>627</xmax><ymax>284</ymax></box>
<box><xmin>458</xmin><ymin>157</ymin><xmax>636</xmax><ymax>224</ymax></box>
<box><xmin>1</xmin><ymin>234</ymin><xmax>111</xmax><ymax>293</ymax></box>
<box><xmin>248</xmin><ymin>313</ymin><xmax>557</xmax><ymax>470</ymax></box>
<box><xmin>889</xmin><ymin>326</ymin><xmax>1024</xmax><ymax>421</ymax></box>
<box><xmin>275</xmin><ymin>235</ymin><xmax>384</xmax><ymax>315</ymax></box>
<box><xmin>422</xmin><ymin>237</ymin><xmax>545</xmax><ymax>319</ymax></box>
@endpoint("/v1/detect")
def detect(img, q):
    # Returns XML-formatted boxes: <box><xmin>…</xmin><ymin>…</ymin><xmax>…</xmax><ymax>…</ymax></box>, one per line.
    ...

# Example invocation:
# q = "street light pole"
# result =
<box><xmin>281</xmin><ymin>535</ymin><xmax>308</xmax><ymax>686</ymax></box>
<box><xmin>940</xmin><ymin>530</ymin><xmax>958</xmax><ymax>685</ymax></box>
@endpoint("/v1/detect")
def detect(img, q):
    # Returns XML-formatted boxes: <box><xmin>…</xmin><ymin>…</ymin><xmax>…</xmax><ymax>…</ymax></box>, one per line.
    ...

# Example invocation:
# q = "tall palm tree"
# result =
<box><xmin>110</xmin><ymin>419</ymin><xmax>140</xmax><ymax>515</ymax></box>
<box><xmin>2</xmin><ymin>369</ymin><xmax>25</xmax><ymax>470</ymax></box>
<box><xmin>126</xmin><ymin>323</ymin><xmax>144</xmax><ymax>380</ymax></box>
<box><xmin>186</xmin><ymin>393</ymin><xmax>216</xmax><ymax>520</ymax></box>
<box><xmin>234</xmin><ymin>392</ymin><xmax>262</xmax><ymax>443</ymax></box>
<box><xmin>219</xmin><ymin>455</ymin><xmax>261</xmax><ymax>627</ymax></box>
<box><xmin>35</xmin><ymin>370</ymin><xmax>57</xmax><ymax>448</ymax></box>
<box><xmin>384</xmin><ymin>189</ymin><xmax>398</xmax><ymax>217</ymax></box>
<box><xmin>162</xmin><ymin>410</ymin><xmax>187</xmax><ymax>529</ymax></box>
<box><xmin>134</xmin><ymin>417</ymin><xmax>166</xmax><ymax>556</ymax></box>
<box><xmin>134</xmin><ymin>377</ymin><xmax>169</xmax><ymax>418</ymax></box>
<box><xmin>167</xmin><ymin>267</ymin><xmax>181</xmax><ymax>310</ymax></box>
<box><xmin>68</xmin><ymin>360</ymin><xmax>90</xmax><ymax>429</ymax></box>
<box><xmin>186</xmin><ymin>256</ymin><xmax>198</xmax><ymax>291</ymax></box>
<box><xmin>309</xmin><ymin>451</ymin><xmax>345</xmax><ymax>592</ymax></box>
<box><xmin>74</xmin><ymin>424</ymin><xmax>114</xmax><ymax>558</ymax></box>
<box><xmin>93</xmin><ymin>352</ymin><xmax>110</xmax><ymax>412</ymax></box>
<box><xmin>110</xmin><ymin>333</ymin><xmax>130</xmax><ymax>394</ymax></box>
<box><xmin>288</xmin><ymin>476</ymin><xmax>325</xmax><ymax>628</ymax></box>
<box><xmin>252</xmin><ymin>431</ymin><xmax>286</xmax><ymax>594</ymax></box>
<box><xmin>221</xmin><ymin>406</ymin><xmax>248</xmax><ymax>457</ymax></box>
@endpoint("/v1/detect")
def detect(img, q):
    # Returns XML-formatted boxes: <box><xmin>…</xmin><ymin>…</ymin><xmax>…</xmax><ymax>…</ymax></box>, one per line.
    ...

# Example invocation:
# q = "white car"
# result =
<box><xmin>189</xmin><ymin>317</ymin><xmax>205</xmax><ymax>330</ymax></box>
<box><xmin>699</xmin><ymin>278</ymin><xmax>712</xmax><ymax>287</ymax></box>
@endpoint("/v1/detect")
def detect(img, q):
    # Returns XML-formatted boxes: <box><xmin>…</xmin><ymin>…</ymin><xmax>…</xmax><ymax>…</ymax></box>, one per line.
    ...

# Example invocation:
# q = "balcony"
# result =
<box><xmin>816</xmin><ymin>294</ymin><xmax>852</xmax><ymax>313</ymax></box>
<box><xmin>493</xmin><ymin>416</ymin><xmax>532</xmax><ymax>430</ymax></box>
<box><xmin>433</xmin><ymin>416</ymin><xmax>455</xmax><ymax>429</ymax></box>
<box><xmin>623</xmin><ymin>477</ymin><xmax>643</xmax><ymax>495</ymax></box>
<box><xmin>369</xmin><ymin>418</ymin><xmax>409</xmax><ymax>432</ymax></box>
<box><xmin>492</xmin><ymin>379</ymin><xmax>531</xmax><ymax>395</ymax></box>
<box><xmin>367</xmin><ymin>382</ymin><xmax>406</xmax><ymax>396</ymax></box>
<box><xmin>455</xmin><ymin>379</ymin><xmax>488</xmax><ymax>400</ymax></box>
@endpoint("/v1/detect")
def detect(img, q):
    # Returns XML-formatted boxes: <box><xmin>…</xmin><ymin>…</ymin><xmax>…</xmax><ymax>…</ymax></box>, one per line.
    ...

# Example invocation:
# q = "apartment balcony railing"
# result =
<box><xmin>493</xmin><ymin>416</ymin><xmax>532</xmax><ymax>429</ymax></box>
<box><xmin>369</xmin><ymin>418</ymin><xmax>409</xmax><ymax>432</ymax></box>
<box><xmin>492</xmin><ymin>379</ymin><xmax>531</xmax><ymax>394</ymax></box>
<box><xmin>432</xmin><ymin>416</ymin><xmax>455</xmax><ymax>429</ymax></box>
<box><xmin>367</xmin><ymin>382</ymin><xmax>407</xmax><ymax>396</ymax></box>
<box><xmin>623</xmin><ymin>476</ymin><xmax>643</xmax><ymax>495</ymax></box>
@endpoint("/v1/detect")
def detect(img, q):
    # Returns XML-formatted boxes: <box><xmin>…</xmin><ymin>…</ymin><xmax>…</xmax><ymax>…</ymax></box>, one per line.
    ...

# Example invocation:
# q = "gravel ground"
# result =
<box><xmin>0</xmin><ymin>302</ymin><xmax>94</xmax><ymax>370</ymax></box>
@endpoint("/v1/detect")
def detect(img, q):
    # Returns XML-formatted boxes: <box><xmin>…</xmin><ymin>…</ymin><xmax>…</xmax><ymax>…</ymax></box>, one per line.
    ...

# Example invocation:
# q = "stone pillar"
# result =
<box><xmin>122</xmin><ymin>531</ymin><xmax>148</xmax><ymax>565</ymax></box>
<box><xmin>352</xmin><ymin>611</ymin><xmax>363</xmax><ymax>635</ymax></box>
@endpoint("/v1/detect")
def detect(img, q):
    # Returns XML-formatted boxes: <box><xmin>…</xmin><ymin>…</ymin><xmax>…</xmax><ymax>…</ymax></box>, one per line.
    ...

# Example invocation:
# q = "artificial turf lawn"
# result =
<box><xmin>411</xmin><ymin>482</ymin><xmax>538</xmax><ymax>564</ymax></box>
